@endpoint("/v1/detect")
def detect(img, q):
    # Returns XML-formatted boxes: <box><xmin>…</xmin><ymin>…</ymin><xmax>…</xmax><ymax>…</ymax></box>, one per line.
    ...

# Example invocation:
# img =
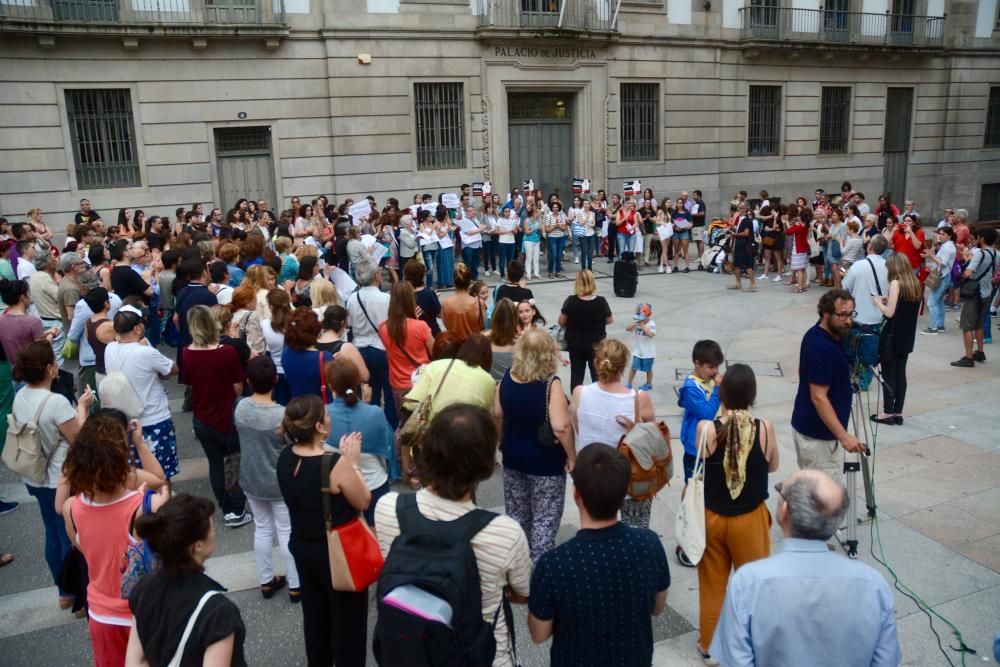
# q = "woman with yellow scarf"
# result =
<box><xmin>694</xmin><ymin>364</ymin><xmax>779</xmax><ymax>665</ymax></box>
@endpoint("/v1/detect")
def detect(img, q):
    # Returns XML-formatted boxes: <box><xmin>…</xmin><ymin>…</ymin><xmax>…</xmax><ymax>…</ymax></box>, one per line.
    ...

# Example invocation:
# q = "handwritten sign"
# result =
<box><xmin>573</xmin><ymin>178</ymin><xmax>591</xmax><ymax>194</ymax></box>
<box><xmin>521</xmin><ymin>179</ymin><xmax>535</xmax><ymax>192</ymax></box>
<box><xmin>441</xmin><ymin>193</ymin><xmax>461</xmax><ymax>209</ymax></box>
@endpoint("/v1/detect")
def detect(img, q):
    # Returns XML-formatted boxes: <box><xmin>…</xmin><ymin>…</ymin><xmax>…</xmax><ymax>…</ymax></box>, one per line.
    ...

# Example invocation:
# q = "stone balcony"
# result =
<box><xmin>0</xmin><ymin>0</ymin><xmax>289</xmax><ymax>46</ymax></box>
<box><xmin>738</xmin><ymin>6</ymin><xmax>945</xmax><ymax>55</ymax></box>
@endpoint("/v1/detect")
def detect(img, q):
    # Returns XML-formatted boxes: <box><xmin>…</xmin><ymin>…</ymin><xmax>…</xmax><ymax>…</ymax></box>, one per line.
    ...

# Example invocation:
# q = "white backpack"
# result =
<box><xmin>98</xmin><ymin>371</ymin><xmax>143</xmax><ymax>420</ymax></box>
<box><xmin>3</xmin><ymin>393</ymin><xmax>55</xmax><ymax>484</ymax></box>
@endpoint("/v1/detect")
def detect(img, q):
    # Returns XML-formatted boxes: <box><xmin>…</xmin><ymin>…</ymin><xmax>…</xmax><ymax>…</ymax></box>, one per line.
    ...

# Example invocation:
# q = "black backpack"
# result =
<box><xmin>373</xmin><ymin>493</ymin><xmax>504</xmax><ymax>667</ymax></box>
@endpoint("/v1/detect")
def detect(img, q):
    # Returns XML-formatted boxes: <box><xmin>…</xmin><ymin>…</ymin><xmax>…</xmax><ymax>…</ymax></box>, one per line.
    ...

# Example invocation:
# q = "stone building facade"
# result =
<box><xmin>1</xmin><ymin>0</ymin><xmax>999</xmax><ymax>229</ymax></box>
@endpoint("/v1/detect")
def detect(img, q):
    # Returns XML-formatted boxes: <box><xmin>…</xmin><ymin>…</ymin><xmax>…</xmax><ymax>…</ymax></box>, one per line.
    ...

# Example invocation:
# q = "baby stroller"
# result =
<box><xmin>700</xmin><ymin>220</ymin><xmax>732</xmax><ymax>273</ymax></box>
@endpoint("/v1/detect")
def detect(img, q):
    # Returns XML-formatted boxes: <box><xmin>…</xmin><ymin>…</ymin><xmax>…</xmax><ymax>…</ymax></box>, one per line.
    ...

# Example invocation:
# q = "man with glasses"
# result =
<box><xmin>791</xmin><ymin>289</ymin><xmax>866</xmax><ymax>483</ymax></box>
<box><xmin>841</xmin><ymin>234</ymin><xmax>890</xmax><ymax>388</ymax></box>
<box><xmin>710</xmin><ymin>469</ymin><xmax>899</xmax><ymax>666</ymax></box>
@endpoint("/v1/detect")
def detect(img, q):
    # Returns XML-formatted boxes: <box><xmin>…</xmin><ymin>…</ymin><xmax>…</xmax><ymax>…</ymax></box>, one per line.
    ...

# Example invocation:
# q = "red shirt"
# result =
<box><xmin>788</xmin><ymin>222</ymin><xmax>810</xmax><ymax>253</ymax></box>
<box><xmin>182</xmin><ymin>345</ymin><xmax>244</xmax><ymax>432</ymax></box>
<box><xmin>378</xmin><ymin>319</ymin><xmax>432</xmax><ymax>390</ymax></box>
<box><xmin>617</xmin><ymin>210</ymin><xmax>637</xmax><ymax>235</ymax></box>
<box><xmin>892</xmin><ymin>227</ymin><xmax>925</xmax><ymax>269</ymax></box>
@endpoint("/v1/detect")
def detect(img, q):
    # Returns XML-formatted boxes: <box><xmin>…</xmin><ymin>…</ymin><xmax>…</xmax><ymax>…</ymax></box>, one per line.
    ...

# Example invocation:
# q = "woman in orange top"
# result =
<box><xmin>378</xmin><ymin>281</ymin><xmax>433</xmax><ymax>423</ymax></box>
<box><xmin>440</xmin><ymin>263</ymin><xmax>486</xmax><ymax>341</ymax></box>
<box><xmin>58</xmin><ymin>410</ymin><xmax>167</xmax><ymax>667</ymax></box>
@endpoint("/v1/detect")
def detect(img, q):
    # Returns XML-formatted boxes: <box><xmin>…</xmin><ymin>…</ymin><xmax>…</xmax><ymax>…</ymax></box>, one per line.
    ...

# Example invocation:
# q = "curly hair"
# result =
<box><xmin>511</xmin><ymin>327</ymin><xmax>559</xmax><ymax>383</ymax></box>
<box><xmin>284</xmin><ymin>306</ymin><xmax>321</xmax><ymax>351</ymax></box>
<box><xmin>63</xmin><ymin>412</ymin><xmax>131</xmax><ymax>498</ymax></box>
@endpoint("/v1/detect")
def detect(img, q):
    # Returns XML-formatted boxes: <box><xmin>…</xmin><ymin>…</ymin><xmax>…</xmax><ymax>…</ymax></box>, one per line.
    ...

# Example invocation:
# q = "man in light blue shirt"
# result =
<box><xmin>710</xmin><ymin>469</ymin><xmax>900</xmax><ymax>667</ymax></box>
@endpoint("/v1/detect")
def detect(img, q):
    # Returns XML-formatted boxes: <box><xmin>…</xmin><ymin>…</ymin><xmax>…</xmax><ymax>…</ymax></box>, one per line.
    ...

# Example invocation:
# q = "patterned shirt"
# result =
<box><xmin>529</xmin><ymin>522</ymin><xmax>670</xmax><ymax>667</ymax></box>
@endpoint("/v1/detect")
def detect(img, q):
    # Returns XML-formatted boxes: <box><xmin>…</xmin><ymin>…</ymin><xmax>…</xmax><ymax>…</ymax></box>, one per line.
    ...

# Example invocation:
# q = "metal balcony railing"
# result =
<box><xmin>738</xmin><ymin>7</ymin><xmax>944</xmax><ymax>48</ymax></box>
<box><xmin>0</xmin><ymin>0</ymin><xmax>286</xmax><ymax>26</ymax></box>
<box><xmin>477</xmin><ymin>0</ymin><xmax>618</xmax><ymax>33</ymax></box>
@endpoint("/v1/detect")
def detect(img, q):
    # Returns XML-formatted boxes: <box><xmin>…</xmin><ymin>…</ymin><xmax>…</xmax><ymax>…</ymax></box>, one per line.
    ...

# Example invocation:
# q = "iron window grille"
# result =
<box><xmin>414</xmin><ymin>83</ymin><xmax>466</xmax><ymax>171</ymax></box>
<box><xmin>981</xmin><ymin>183</ymin><xmax>1000</xmax><ymax>220</ymax></box>
<box><xmin>820</xmin><ymin>86</ymin><xmax>851</xmax><ymax>154</ymax></box>
<box><xmin>985</xmin><ymin>87</ymin><xmax>1000</xmax><ymax>148</ymax></box>
<box><xmin>65</xmin><ymin>89</ymin><xmax>140</xmax><ymax>190</ymax></box>
<box><xmin>748</xmin><ymin>85</ymin><xmax>782</xmax><ymax>157</ymax></box>
<box><xmin>214</xmin><ymin>127</ymin><xmax>272</xmax><ymax>156</ymax></box>
<box><xmin>620</xmin><ymin>83</ymin><xmax>660</xmax><ymax>162</ymax></box>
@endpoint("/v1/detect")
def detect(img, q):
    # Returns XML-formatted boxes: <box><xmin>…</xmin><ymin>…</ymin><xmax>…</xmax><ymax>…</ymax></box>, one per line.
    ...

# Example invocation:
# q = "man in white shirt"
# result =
<box><xmin>345</xmin><ymin>259</ymin><xmax>395</xmax><ymax>427</ymax></box>
<box><xmin>15</xmin><ymin>240</ymin><xmax>37</xmax><ymax>279</ymax></box>
<box><xmin>852</xmin><ymin>192</ymin><xmax>871</xmax><ymax>218</ymax></box>
<box><xmin>841</xmin><ymin>235</ymin><xmax>890</xmax><ymax>386</ymax></box>
<box><xmin>458</xmin><ymin>205</ymin><xmax>483</xmax><ymax>280</ymax></box>
<box><xmin>208</xmin><ymin>261</ymin><xmax>234</xmax><ymax>306</ymax></box>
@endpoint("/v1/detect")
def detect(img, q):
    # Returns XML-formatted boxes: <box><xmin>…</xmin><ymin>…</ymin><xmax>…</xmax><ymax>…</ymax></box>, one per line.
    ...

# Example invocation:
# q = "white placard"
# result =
<box><xmin>329</xmin><ymin>267</ymin><xmax>357</xmax><ymax>302</ymax></box>
<box><xmin>482</xmin><ymin>181</ymin><xmax>493</xmax><ymax>196</ymax></box>
<box><xmin>348</xmin><ymin>200</ymin><xmax>373</xmax><ymax>220</ymax></box>
<box><xmin>441</xmin><ymin>193</ymin><xmax>461</xmax><ymax>209</ymax></box>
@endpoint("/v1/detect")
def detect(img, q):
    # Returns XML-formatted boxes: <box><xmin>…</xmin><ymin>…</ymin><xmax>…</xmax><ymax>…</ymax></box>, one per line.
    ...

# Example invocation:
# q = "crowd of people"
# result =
<box><xmin>0</xmin><ymin>179</ymin><xmax>994</xmax><ymax>667</ymax></box>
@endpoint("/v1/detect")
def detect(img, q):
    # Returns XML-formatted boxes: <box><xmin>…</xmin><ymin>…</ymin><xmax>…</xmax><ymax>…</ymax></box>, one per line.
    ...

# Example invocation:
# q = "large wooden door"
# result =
<box><xmin>507</xmin><ymin>93</ymin><xmax>574</xmax><ymax>201</ymax></box>
<box><xmin>214</xmin><ymin>126</ymin><xmax>276</xmax><ymax>209</ymax></box>
<box><xmin>883</xmin><ymin>88</ymin><xmax>913</xmax><ymax>204</ymax></box>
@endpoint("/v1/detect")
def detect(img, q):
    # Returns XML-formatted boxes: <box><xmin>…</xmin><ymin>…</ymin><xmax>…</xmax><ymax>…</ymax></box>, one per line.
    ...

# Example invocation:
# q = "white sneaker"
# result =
<box><xmin>772</xmin><ymin>275</ymin><xmax>782</xmax><ymax>282</ymax></box>
<box><xmin>574</xmin><ymin>258</ymin><xmax>580</xmax><ymax>264</ymax></box>
<box><xmin>757</xmin><ymin>274</ymin><xmax>768</xmax><ymax>280</ymax></box>
<box><xmin>658</xmin><ymin>265</ymin><xmax>665</xmax><ymax>273</ymax></box>
<box><xmin>667</xmin><ymin>266</ymin><xmax>674</xmax><ymax>274</ymax></box>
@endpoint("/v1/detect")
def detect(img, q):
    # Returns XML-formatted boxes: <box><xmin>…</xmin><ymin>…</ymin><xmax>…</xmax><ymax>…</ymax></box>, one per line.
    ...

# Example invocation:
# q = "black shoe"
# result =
<box><xmin>0</xmin><ymin>500</ymin><xmax>19</xmax><ymax>517</ymax></box>
<box><xmin>972</xmin><ymin>351</ymin><xmax>986</xmax><ymax>362</ymax></box>
<box><xmin>697</xmin><ymin>265</ymin><xmax>705</xmax><ymax>271</ymax></box>
<box><xmin>261</xmin><ymin>576</ymin><xmax>287</xmax><ymax>599</ymax></box>
<box><xmin>894</xmin><ymin>416</ymin><xmax>904</xmax><ymax>425</ymax></box>
<box><xmin>870</xmin><ymin>414</ymin><xmax>897</xmax><ymax>426</ymax></box>
<box><xmin>675</xmin><ymin>545</ymin><xmax>695</xmax><ymax>568</ymax></box>
<box><xmin>950</xmin><ymin>356</ymin><xmax>975</xmax><ymax>367</ymax></box>
<box><xmin>683</xmin><ymin>267</ymin><xmax>690</xmax><ymax>273</ymax></box>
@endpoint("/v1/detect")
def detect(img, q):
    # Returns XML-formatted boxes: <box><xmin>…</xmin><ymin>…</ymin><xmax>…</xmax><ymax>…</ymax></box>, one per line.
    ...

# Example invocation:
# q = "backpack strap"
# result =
<box><xmin>866</xmin><ymin>257</ymin><xmax>882</xmax><ymax>296</ymax></box>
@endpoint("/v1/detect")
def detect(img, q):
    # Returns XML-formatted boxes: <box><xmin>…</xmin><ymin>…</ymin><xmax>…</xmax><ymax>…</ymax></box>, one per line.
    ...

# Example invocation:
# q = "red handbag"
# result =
<box><xmin>320</xmin><ymin>453</ymin><xmax>383</xmax><ymax>592</ymax></box>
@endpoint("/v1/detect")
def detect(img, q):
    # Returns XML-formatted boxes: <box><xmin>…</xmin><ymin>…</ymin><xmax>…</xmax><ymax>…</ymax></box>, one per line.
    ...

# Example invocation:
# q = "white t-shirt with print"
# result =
<box><xmin>104</xmin><ymin>341</ymin><xmax>174</xmax><ymax>427</ymax></box>
<box><xmin>632</xmin><ymin>318</ymin><xmax>657</xmax><ymax>359</ymax></box>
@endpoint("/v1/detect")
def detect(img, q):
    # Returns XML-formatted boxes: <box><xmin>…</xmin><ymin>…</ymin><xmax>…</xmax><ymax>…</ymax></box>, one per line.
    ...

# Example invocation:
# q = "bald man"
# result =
<box><xmin>710</xmin><ymin>470</ymin><xmax>900</xmax><ymax>667</ymax></box>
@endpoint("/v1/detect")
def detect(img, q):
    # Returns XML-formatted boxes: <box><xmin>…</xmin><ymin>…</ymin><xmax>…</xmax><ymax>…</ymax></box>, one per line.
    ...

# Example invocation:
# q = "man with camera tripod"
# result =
<box><xmin>791</xmin><ymin>289</ymin><xmax>867</xmax><ymax>481</ymax></box>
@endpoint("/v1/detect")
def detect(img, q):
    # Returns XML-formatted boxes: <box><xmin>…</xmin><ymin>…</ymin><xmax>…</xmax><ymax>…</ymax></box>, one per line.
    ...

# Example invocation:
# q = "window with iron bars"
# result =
<box><xmin>985</xmin><ymin>87</ymin><xmax>1000</xmax><ymax>148</ymax></box>
<box><xmin>620</xmin><ymin>83</ymin><xmax>660</xmax><ymax>162</ymax></box>
<box><xmin>820</xmin><ymin>87</ymin><xmax>851</xmax><ymax>154</ymax></box>
<box><xmin>981</xmin><ymin>183</ymin><xmax>1000</xmax><ymax>220</ymax></box>
<box><xmin>65</xmin><ymin>89</ymin><xmax>140</xmax><ymax>190</ymax></box>
<box><xmin>748</xmin><ymin>85</ymin><xmax>782</xmax><ymax>157</ymax></box>
<box><xmin>414</xmin><ymin>83</ymin><xmax>466</xmax><ymax>171</ymax></box>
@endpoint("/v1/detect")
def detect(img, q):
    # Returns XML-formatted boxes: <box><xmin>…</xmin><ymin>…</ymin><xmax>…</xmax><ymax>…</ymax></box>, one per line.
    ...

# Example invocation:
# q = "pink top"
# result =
<box><xmin>72</xmin><ymin>490</ymin><xmax>144</xmax><ymax>625</ymax></box>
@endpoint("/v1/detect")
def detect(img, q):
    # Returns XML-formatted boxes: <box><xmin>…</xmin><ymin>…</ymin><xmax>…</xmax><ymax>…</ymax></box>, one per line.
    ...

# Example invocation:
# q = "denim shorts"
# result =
<box><xmin>631</xmin><ymin>356</ymin><xmax>654</xmax><ymax>372</ymax></box>
<box><xmin>674</xmin><ymin>230</ymin><xmax>691</xmax><ymax>241</ymax></box>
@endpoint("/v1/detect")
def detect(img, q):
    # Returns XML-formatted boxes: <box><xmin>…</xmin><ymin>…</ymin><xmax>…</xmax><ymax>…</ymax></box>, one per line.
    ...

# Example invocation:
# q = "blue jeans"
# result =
<box><xmin>26</xmin><ymin>484</ymin><xmax>72</xmax><ymax>596</ymax></box>
<box><xmin>436</xmin><ymin>247</ymin><xmax>455</xmax><ymax>288</ymax></box>
<box><xmin>617</xmin><ymin>233</ymin><xmax>635</xmax><ymax>257</ymax></box>
<box><xmin>547</xmin><ymin>236</ymin><xmax>566</xmax><ymax>274</ymax></box>
<box><xmin>482</xmin><ymin>240</ymin><xmax>496</xmax><ymax>272</ymax></box>
<box><xmin>421</xmin><ymin>248</ymin><xmax>437</xmax><ymax>288</ymax></box>
<box><xmin>578</xmin><ymin>235</ymin><xmax>595</xmax><ymax>271</ymax></box>
<box><xmin>461</xmin><ymin>245</ymin><xmax>481</xmax><ymax>280</ymax></box>
<box><xmin>927</xmin><ymin>274</ymin><xmax>951</xmax><ymax>330</ymax></box>
<box><xmin>498</xmin><ymin>243</ymin><xmax>516</xmax><ymax>279</ymax></box>
<box><xmin>359</xmin><ymin>346</ymin><xmax>397</xmax><ymax>429</ymax></box>
<box><xmin>40</xmin><ymin>318</ymin><xmax>65</xmax><ymax>367</ymax></box>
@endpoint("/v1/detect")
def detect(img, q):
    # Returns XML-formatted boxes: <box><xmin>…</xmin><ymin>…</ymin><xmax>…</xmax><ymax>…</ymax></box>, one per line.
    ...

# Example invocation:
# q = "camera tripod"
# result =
<box><xmin>838</xmin><ymin>364</ymin><xmax>879</xmax><ymax>559</ymax></box>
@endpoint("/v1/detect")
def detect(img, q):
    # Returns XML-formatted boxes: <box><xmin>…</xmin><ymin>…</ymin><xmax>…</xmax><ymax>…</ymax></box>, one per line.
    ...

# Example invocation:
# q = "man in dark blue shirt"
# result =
<box><xmin>528</xmin><ymin>444</ymin><xmax>670</xmax><ymax>667</ymax></box>
<box><xmin>791</xmin><ymin>289</ymin><xmax>866</xmax><ymax>482</ymax></box>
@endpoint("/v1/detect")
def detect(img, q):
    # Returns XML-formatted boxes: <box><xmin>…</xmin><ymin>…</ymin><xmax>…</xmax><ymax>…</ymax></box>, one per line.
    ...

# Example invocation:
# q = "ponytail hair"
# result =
<box><xmin>134</xmin><ymin>493</ymin><xmax>215</xmax><ymax>578</ymax></box>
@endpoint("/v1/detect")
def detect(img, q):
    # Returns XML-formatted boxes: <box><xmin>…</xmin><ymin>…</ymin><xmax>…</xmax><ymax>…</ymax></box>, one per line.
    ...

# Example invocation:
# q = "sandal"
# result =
<box><xmin>261</xmin><ymin>575</ymin><xmax>287</xmax><ymax>599</ymax></box>
<box><xmin>0</xmin><ymin>553</ymin><xmax>12</xmax><ymax>568</ymax></box>
<box><xmin>58</xmin><ymin>595</ymin><xmax>74</xmax><ymax>610</ymax></box>
<box><xmin>288</xmin><ymin>587</ymin><xmax>302</xmax><ymax>604</ymax></box>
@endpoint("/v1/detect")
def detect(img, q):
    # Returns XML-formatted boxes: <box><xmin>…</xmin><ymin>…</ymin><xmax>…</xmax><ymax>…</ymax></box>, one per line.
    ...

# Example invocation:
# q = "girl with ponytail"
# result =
<box><xmin>126</xmin><ymin>493</ymin><xmax>248</xmax><ymax>666</ymax></box>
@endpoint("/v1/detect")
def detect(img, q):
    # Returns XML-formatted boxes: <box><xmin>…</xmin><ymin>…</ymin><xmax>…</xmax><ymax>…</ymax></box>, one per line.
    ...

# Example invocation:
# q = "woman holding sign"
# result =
<box><xmin>417</xmin><ymin>209</ymin><xmax>439</xmax><ymax>289</ymax></box>
<box><xmin>616</xmin><ymin>199</ymin><xmax>639</xmax><ymax>259</ymax></box>
<box><xmin>576</xmin><ymin>199</ymin><xmax>596</xmax><ymax>271</ymax></box>
<box><xmin>434</xmin><ymin>207</ymin><xmax>456</xmax><ymax>290</ymax></box>
<box><xmin>522</xmin><ymin>200</ymin><xmax>543</xmax><ymax>280</ymax></box>
<box><xmin>544</xmin><ymin>201</ymin><xmax>569</xmax><ymax>278</ymax></box>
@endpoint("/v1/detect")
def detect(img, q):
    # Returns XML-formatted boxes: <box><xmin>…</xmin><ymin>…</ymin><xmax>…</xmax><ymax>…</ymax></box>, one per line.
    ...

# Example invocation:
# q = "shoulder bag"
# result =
<box><xmin>166</xmin><ymin>590</ymin><xmax>221</xmax><ymax>667</ymax></box>
<box><xmin>536</xmin><ymin>377</ymin><xmax>563</xmax><ymax>448</ymax></box>
<box><xmin>120</xmin><ymin>490</ymin><xmax>160</xmax><ymax>599</ymax></box>
<box><xmin>3</xmin><ymin>393</ymin><xmax>55</xmax><ymax>484</ymax></box>
<box><xmin>398</xmin><ymin>358</ymin><xmax>457</xmax><ymax>449</ymax></box>
<box><xmin>617</xmin><ymin>392</ymin><xmax>672</xmax><ymax>502</ymax></box>
<box><xmin>960</xmin><ymin>250</ymin><xmax>996</xmax><ymax>300</ymax></box>
<box><xmin>320</xmin><ymin>453</ymin><xmax>383</xmax><ymax>592</ymax></box>
<box><xmin>673</xmin><ymin>422</ymin><xmax>707</xmax><ymax>565</ymax></box>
